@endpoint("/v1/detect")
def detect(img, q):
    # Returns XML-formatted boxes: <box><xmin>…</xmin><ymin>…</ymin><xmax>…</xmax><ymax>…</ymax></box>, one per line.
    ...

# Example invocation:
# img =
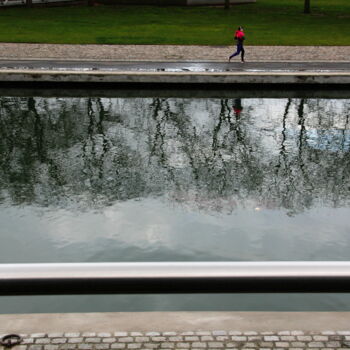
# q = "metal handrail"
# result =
<box><xmin>1</xmin><ymin>261</ymin><xmax>350</xmax><ymax>295</ymax></box>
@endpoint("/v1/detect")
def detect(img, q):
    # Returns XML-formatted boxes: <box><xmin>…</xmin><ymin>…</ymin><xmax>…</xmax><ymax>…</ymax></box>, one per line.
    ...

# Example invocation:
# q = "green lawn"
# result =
<box><xmin>0</xmin><ymin>0</ymin><xmax>349</xmax><ymax>45</ymax></box>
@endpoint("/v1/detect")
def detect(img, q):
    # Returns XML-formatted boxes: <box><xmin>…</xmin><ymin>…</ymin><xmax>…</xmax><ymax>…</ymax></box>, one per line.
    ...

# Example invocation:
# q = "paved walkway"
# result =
<box><xmin>3</xmin><ymin>330</ymin><xmax>350</xmax><ymax>350</ymax></box>
<box><xmin>1</xmin><ymin>312</ymin><xmax>350</xmax><ymax>350</ymax></box>
<box><xmin>0</xmin><ymin>44</ymin><xmax>349</xmax><ymax>62</ymax></box>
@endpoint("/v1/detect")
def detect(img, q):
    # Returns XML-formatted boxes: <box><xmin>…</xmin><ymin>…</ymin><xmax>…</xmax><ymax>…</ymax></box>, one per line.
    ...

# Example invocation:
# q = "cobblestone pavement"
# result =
<box><xmin>3</xmin><ymin>331</ymin><xmax>350</xmax><ymax>350</ymax></box>
<box><xmin>0</xmin><ymin>44</ymin><xmax>349</xmax><ymax>62</ymax></box>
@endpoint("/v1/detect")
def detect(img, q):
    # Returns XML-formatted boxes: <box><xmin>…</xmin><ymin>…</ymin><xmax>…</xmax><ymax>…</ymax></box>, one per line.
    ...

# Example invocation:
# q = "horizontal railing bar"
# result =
<box><xmin>1</xmin><ymin>261</ymin><xmax>350</xmax><ymax>295</ymax></box>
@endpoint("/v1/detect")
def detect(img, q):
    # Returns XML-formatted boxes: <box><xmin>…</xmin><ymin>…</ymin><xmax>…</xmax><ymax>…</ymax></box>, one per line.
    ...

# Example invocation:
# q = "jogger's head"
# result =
<box><xmin>238</xmin><ymin>26</ymin><xmax>244</xmax><ymax>31</ymax></box>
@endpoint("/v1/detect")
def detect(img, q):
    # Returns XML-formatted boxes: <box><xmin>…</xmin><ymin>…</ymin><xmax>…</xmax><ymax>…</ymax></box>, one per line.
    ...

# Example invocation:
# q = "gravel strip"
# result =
<box><xmin>0</xmin><ymin>44</ymin><xmax>349</xmax><ymax>62</ymax></box>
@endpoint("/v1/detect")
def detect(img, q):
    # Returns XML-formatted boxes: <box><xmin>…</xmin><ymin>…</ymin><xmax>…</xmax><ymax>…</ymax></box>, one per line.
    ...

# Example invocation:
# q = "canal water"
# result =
<box><xmin>0</xmin><ymin>92</ymin><xmax>350</xmax><ymax>313</ymax></box>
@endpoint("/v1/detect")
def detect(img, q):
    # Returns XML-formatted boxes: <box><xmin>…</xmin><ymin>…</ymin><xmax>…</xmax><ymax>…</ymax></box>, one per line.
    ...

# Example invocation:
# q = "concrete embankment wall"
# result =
<box><xmin>0</xmin><ymin>70</ymin><xmax>349</xmax><ymax>85</ymax></box>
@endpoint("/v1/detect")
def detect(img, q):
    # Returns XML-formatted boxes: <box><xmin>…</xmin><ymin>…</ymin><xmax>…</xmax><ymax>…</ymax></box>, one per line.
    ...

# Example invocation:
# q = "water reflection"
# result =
<box><xmin>1</xmin><ymin>95</ymin><xmax>350</xmax><ymax>312</ymax></box>
<box><xmin>1</xmin><ymin>96</ymin><xmax>349</xmax><ymax>214</ymax></box>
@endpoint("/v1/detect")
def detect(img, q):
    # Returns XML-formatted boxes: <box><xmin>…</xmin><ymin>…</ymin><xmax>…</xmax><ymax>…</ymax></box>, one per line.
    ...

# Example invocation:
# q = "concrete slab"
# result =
<box><xmin>1</xmin><ymin>312</ymin><xmax>350</xmax><ymax>333</ymax></box>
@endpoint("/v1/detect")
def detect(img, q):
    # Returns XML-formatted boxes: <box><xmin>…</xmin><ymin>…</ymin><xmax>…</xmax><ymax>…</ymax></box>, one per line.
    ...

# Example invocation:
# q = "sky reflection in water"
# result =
<box><xmin>0</xmin><ymin>95</ymin><xmax>350</xmax><ymax>312</ymax></box>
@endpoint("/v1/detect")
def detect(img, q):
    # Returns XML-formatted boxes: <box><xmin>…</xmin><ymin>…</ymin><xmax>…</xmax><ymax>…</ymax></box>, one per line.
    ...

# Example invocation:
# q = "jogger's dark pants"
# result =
<box><xmin>229</xmin><ymin>42</ymin><xmax>245</xmax><ymax>61</ymax></box>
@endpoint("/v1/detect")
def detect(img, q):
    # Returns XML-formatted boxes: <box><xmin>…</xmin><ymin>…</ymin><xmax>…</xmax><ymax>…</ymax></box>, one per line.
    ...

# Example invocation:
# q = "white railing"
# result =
<box><xmin>1</xmin><ymin>261</ymin><xmax>350</xmax><ymax>295</ymax></box>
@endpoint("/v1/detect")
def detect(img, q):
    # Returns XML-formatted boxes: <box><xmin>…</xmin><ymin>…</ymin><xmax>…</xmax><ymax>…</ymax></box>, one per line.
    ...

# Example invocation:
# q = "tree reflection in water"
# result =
<box><xmin>0</xmin><ymin>96</ymin><xmax>349</xmax><ymax>215</ymax></box>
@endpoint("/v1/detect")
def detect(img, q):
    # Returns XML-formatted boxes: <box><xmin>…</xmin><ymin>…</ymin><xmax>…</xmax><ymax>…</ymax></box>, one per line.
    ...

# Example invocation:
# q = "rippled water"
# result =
<box><xmin>1</xmin><ymin>94</ymin><xmax>350</xmax><ymax>313</ymax></box>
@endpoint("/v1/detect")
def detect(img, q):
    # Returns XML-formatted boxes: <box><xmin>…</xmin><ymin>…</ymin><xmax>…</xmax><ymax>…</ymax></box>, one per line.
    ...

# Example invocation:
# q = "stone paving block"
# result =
<box><xmin>163</xmin><ymin>333</ymin><xmax>177</xmax><ymax>337</ymax></box>
<box><xmin>291</xmin><ymin>342</ymin><xmax>305</xmax><ymax>347</ymax></box>
<box><xmin>146</xmin><ymin>333</ymin><xmax>161</xmax><ymax>337</ymax></box>
<box><xmin>32</xmin><ymin>334</ymin><xmax>47</xmax><ymax>339</ymax></box>
<box><xmin>184</xmin><ymin>337</ymin><xmax>199</xmax><ymax>342</ymax></box>
<box><xmin>144</xmin><ymin>344</ymin><xmax>160</xmax><ymax>349</ymax></box>
<box><xmin>192</xmin><ymin>342</ymin><xmax>206</xmax><ymax>348</ymax></box>
<box><xmin>111</xmin><ymin>344</ymin><xmax>126</xmax><ymax>349</ymax></box>
<box><xmin>259</xmin><ymin>343</ymin><xmax>273</xmax><ymax>348</ymax></box>
<box><xmin>176</xmin><ymin>343</ymin><xmax>190</xmax><ymax>348</ymax></box>
<box><xmin>314</xmin><ymin>337</ymin><xmax>329</xmax><ymax>341</ymax></box>
<box><xmin>96</xmin><ymin>345</ymin><xmax>110</xmax><ymax>350</ymax></box>
<box><xmin>243</xmin><ymin>342</ymin><xmax>257</xmax><ymax>348</ymax></box>
<box><xmin>280</xmin><ymin>336</ymin><xmax>295</xmax><ymax>341</ymax></box>
<box><xmin>207</xmin><ymin>343</ymin><xmax>224</xmax><ymax>348</ymax></box>
<box><xmin>135</xmin><ymin>337</ymin><xmax>150</xmax><ymax>343</ymax></box>
<box><xmin>152</xmin><ymin>337</ymin><xmax>166</xmax><ymax>342</ymax></box>
<box><xmin>160</xmin><ymin>343</ymin><xmax>175</xmax><ymax>348</ymax></box>
<box><xmin>337</xmin><ymin>332</ymin><xmax>350</xmax><ymax>336</ymax></box>
<box><xmin>277</xmin><ymin>332</ymin><xmax>291</xmax><ymax>336</ymax></box>
<box><xmin>60</xmin><ymin>344</ymin><xmax>77</xmax><ymax>350</ymax></box>
<box><xmin>98</xmin><ymin>333</ymin><xmax>112</xmax><ymax>338</ymax></box>
<box><xmin>85</xmin><ymin>338</ymin><xmax>101</xmax><ymax>344</ymax></box>
<box><xmin>48</xmin><ymin>334</ymin><xmax>64</xmax><ymax>338</ymax></box>
<box><xmin>264</xmin><ymin>337</ymin><xmax>279</xmax><ymax>342</ymax></box>
<box><xmin>44</xmin><ymin>346</ymin><xmax>60</xmax><ymax>350</ymax></box>
<box><xmin>201</xmin><ymin>337</ymin><xmax>214</xmax><ymax>342</ymax></box>
<box><xmin>231</xmin><ymin>336</ymin><xmax>247</xmax><ymax>342</ymax></box>
<box><xmin>127</xmin><ymin>344</ymin><xmax>142</xmax><ymax>349</ymax></box>
<box><xmin>309</xmin><ymin>342</ymin><xmax>325</xmax><ymax>347</ymax></box>
<box><xmin>196</xmin><ymin>332</ymin><xmax>211</xmax><ymax>336</ymax></box>
<box><xmin>274</xmin><ymin>343</ymin><xmax>288</xmax><ymax>348</ymax></box>
<box><xmin>229</xmin><ymin>333</ymin><xmax>242</xmax><ymax>336</ymax></box>
<box><xmin>78</xmin><ymin>345</ymin><xmax>93</xmax><ymax>350</ymax></box>
<box><xmin>297</xmin><ymin>336</ymin><xmax>312</xmax><ymax>341</ymax></box>
<box><xmin>248</xmin><ymin>337</ymin><xmax>262</xmax><ymax>341</ymax></box>
<box><xmin>169</xmin><ymin>337</ymin><xmax>183</xmax><ymax>342</ymax></box>
<box><xmin>64</xmin><ymin>334</ymin><xmax>81</xmax><ymax>338</ymax></box>
<box><xmin>51</xmin><ymin>339</ymin><xmax>67</xmax><ymax>345</ymax></box>
<box><xmin>23</xmin><ymin>338</ymin><xmax>35</xmax><ymax>344</ymax></box>
<box><xmin>326</xmin><ymin>342</ymin><xmax>342</xmax><ymax>348</ymax></box>
<box><xmin>102</xmin><ymin>338</ymin><xmax>116</xmax><ymax>343</ymax></box>
<box><xmin>329</xmin><ymin>336</ymin><xmax>343</xmax><ymax>342</ymax></box>
<box><xmin>68</xmin><ymin>338</ymin><xmax>83</xmax><ymax>344</ymax></box>
<box><xmin>82</xmin><ymin>334</ymin><xmax>96</xmax><ymax>338</ymax></box>
<box><xmin>114</xmin><ymin>333</ymin><xmax>128</xmax><ymax>337</ymax></box>
<box><xmin>322</xmin><ymin>332</ymin><xmax>336</xmax><ymax>336</ymax></box>
<box><xmin>130</xmin><ymin>333</ymin><xmax>143</xmax><ymax>337</ymax></box>
<box><xmin>181</xmin><ymin>333</ymin><xmax>195</xmax><ymax>336</ymax></box>
<box><xmin>118</xmin><ymin>338</ymin><xmax>133</xmax><ymax>343</ymax></box>
<box><xmin>212</xmin><ymin>332</ymin><xmax>227</xmax><ymax>336</ymax></box>
<box><xmin>36</xmin><ymin>339</ymin><xmax>51</xmax><ymax>344</ymax></box>
<box><xmin>244</xmin><ymin>332</ymin><xmax>258</xmax><ymax>336</ymax></box>
<box><xmin>216</xmin><ymin>337</ymin><xmax>229</xmax><ymax>342</ymax></box>
<box><xmin>290</xmin><ymin>332</ymin><xmax>304</xmax><ymax>336</ymax></box>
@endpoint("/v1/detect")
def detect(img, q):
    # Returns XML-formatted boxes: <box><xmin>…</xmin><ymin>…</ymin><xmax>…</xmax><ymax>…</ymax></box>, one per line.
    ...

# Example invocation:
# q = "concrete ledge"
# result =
<box><xmin>0</xmin><ymin>70</ymin><xmax>349</xmax><ymax>84</ymax></box>
<box><xmin>1</xmin><ymin>312</ymin><xmax>350</xmax><ymax>333</ymax></box>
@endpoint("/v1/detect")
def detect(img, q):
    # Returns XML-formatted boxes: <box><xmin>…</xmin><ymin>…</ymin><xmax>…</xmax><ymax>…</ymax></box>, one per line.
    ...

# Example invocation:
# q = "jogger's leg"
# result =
<box><xmin>229</xmin><ymin>44</ymin><xmax>242</xmax><ymax>60</ymax></box>
<box><xmin>241</xmin><ymin>47</ymin><xmax>245</xmax><ymax>62</ymax></box>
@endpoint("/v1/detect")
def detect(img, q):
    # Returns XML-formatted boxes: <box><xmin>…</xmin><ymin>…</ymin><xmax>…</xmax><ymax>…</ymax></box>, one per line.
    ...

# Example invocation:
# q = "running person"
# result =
<box><xmin>229</xmin><ymin>26</ymin><xmax>245</xmax><ymax>63</ymax></box>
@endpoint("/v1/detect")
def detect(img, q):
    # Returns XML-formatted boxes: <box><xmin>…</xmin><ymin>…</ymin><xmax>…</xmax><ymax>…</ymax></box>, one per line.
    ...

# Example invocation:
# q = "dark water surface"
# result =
<box><xmin>1</xmin><ymin>93</ymin><xmax>350</xmax><ymax>313</ymax></box>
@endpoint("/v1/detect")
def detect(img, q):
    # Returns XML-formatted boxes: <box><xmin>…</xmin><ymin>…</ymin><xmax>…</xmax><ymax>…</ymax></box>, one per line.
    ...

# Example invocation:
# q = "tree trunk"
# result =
<box><xmin>224</xmin><ymin>0</ymin><xmax>230</xmax><ymax>10</ymax></box>
<box><xmin>304</xmin><ymin>0</ymin><xmax>310</xmax><ymax>13</ymax></box>
<box><xmin>26</xmin><ymin>0</ymin><xmax>32</xmax><ymax>8</ymax></box>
